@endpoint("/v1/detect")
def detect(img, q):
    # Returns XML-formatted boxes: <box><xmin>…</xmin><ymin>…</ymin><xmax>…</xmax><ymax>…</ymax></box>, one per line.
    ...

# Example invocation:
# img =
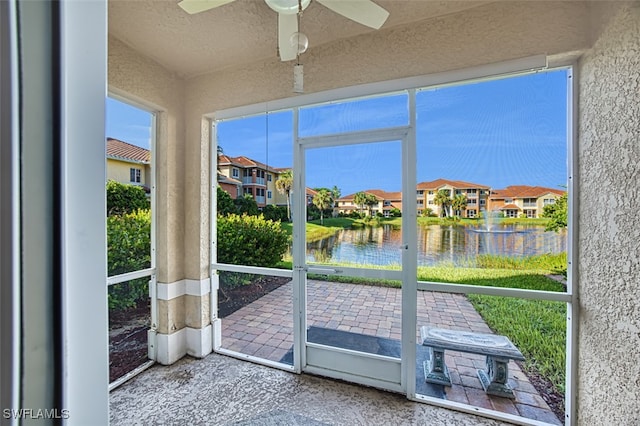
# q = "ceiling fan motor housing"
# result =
<box><xmin>265</xmin><ymin>0</ymin><xmax>311</xmax><ymax>15</ymax></box>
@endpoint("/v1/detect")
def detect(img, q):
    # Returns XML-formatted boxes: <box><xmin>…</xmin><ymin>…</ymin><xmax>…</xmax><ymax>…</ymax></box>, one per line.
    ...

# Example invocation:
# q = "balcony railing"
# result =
<box><xmin>255</xmin><ymin>196</ymin><xmax>265</xmax><ymax>204</ymax></box>
<box><xmin>242</xmin><ymin>177</ymin><xmax>253</xmax><ymax>184</ymax></box>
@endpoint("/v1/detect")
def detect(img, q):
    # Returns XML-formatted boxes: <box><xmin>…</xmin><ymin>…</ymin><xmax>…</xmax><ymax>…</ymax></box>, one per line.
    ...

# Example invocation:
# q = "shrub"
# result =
<box><xmin>106</xmin><ymin>180</ymin><xmax>149</xmax><ymax>216</ymax></box>
<box><xmin>542</xmin><ymin>193</ymin><xmax>568</xmax><ymax>232</ymax></box>
<box><xmin>234</xmin><ymin>194</ymin><xmax>259</xmax><ymax>216</ymax></box>
<box><xmin>107</xmin><ymin>209</ymin><xmax>151</xmax><ymax>309</ymax></box>
<box><xmin>307</xmin><ymin>204</ymin><xmax>321</xmax><ymax>221</ymax></box>
<box><xmin>217</xmin><ymin>186</ymin><xmax>236</xmax><ymax>216</ymax></box>
<box><xmin>389</xmin><ymin>208</ymin><xmax>402</xmax><ymax>217</ymax></box>
<box><xmin>262</xmin><ymin>204</ymin><xmax>288</xmax><ymax>222</ymax></box>
<box><xmin>217</xmin><ymin>214</ymin><xmax>289</xmax><ymax>267</ymax></box>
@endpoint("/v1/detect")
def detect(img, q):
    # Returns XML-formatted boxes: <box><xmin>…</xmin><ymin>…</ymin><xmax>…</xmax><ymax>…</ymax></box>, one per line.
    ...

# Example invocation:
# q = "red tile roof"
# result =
<box><xmin>338</xmin><ymin>189</ymin><xmax>402</xmax><ymax>202</ymax></box>
<box><xmin>490</xmin><ymin>185</ymin><xmax>565</xmax><ymax>199</ymax></box>
<box><xmin>217</xmin><ymin>173</ymin><xmax>242</xmax><ymax>185</ymax></box>
<box><xmin>106</xmin><ymin>138</ymin><xmax>150</xmax><ymax>163</ymax></box>
<box><xmin>384</xmin><ymin>202</ymin><xmax>403</xmax><ymax>211</ymax></box>
<box><xmin>416</xmin><ymin>178</ymin><xmax>490</xmax><ymax>190</ymax></box>
<box><xmin>218</xmin><ymin>154</ymin><xmax>282</xmax><ymax>172</ymax></box>
<box><xmin>499</xmin><ymin>204</ymin><xmax>521</xmax><ymax>210</ymax></box>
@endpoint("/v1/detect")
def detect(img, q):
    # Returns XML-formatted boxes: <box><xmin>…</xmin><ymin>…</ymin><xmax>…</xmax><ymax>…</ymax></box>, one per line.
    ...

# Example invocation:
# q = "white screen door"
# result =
<box><xmin>292</xmin><ymin>127</ymin><xmax>417</xmax><ymax>393</ymax></box>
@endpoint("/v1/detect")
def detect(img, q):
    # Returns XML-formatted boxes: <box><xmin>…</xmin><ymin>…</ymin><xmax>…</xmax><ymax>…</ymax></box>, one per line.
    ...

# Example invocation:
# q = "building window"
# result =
<box><xmin>480</xmin><ymin>199</ymin><xmax>486</xmax><ymax>206</ymax></box>
<box><xmin>467</xmin><ymin>209</ymin><xmax>477</xmax><ymax>218</ymax></box>
<box><xmin>267</xmin><ymin>174</ymin><xmax>272</xmax><ymax>182</ymax></box>
<box><xmin>267</xmin><ymin>191</ymin><xmax>272</xmax><ymax>199</ymax></box>
<box><xmin>256</xmin><ymin>188</ymin><xmax>265</xmax><ymax>197</ymax></box>
<box><xmin>544</xmin><ymin>198</ymin><xmax>556</xmax><ymax>205</ymax></box>
<box><xmin>505</xmin><ymin>198</ymin><xmax>513</xmax><ymax>204</ymax></box>
<box><xmin>232</xmin><ymin>168</ymin><xmax>239</xmax><ymax>178</ymax></box>
<box><xmin>417</xmin><ymin>190</ymin><xmax>424</xmax><ymax>196</ymax></box>
<box><xmin>468</xmin><ymin>199</ymin><xmax>477</xmax><ymax>205</ymax></box>
<box><xmin>428</xmin><ymin>190</ymin><xmax>434</xmax><ymax>195</ymax></box>
<box><xmin>130</xmin><ymin>168</ymin><xmax>141</xmax><ymax>183</ymax></box>
<box><xmin>383</xmin><ymin>200</ymin><xmax>391</xmax><ymax>206</ymax></box>
<box><xmin>417</xmin><ymin>200</ymin><xmax>424</xmax><ymax>206</ymax></box>
<box><xmin>244</xmin><ymin>188</ymin><xmax>253</xmax><ymax>196</ymax></box>
<box><xmin>467</xmin><ymin>189</ymin><xmax>477</xmax><ymax>194</ymax></box>
<box><xmin>428</xmin><ymin>200</ymin><xmax>434</xmax><ymax>205</ymax></box>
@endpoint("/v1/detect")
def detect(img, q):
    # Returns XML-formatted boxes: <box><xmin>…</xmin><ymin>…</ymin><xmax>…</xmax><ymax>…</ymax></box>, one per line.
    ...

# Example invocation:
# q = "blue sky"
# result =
<box><xmin>107</xmin><ymin>69</ymin><xmax>568</xmax><ymax>196</ymax></box>
<box><xmin>106</xmin><ymin>97</ymin><xmax>153</xmax><ymax>149</ymax></box>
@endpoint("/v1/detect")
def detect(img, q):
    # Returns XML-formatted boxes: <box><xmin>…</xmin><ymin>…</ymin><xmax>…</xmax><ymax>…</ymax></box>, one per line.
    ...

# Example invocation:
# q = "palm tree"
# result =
<box><xmin>312</xmin><ymin>189</ymin><xmax>333</xmax><ymax>225</ymax></box>
<box><xmin>275</xmin><ymin>169</ymin><xmax>293</xmax><ymax>221</ymax></box>
<box><xmin>365</xmin><ymin>193</ymin><xmax>379</xmax><ymax>217</ymax></box>
<box><xmin>433</xmin><ymin>189</ymin><xmax>452</xmax><ymax>217</ymax></box>
<box><xmin>353</xmin><ymin>191</ymin><xmax>368</xmax><ymax>216</ymax></box>
<box><xmin>331</xmin><ymin>185</ymin><xmax>341</xmax><ymax>208</ymax></box>
<box><xmin>451</xmin><ymin>194</ymin><xmax>468</xmax><ymax>218</ymax></box>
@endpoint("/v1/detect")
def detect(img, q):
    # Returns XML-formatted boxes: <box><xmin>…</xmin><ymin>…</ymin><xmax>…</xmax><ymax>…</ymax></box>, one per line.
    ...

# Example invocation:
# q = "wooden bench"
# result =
<box><xmin>420</xmin><ymin>326</ymin><xmax>525</xmax><ymax>398</ymax></box>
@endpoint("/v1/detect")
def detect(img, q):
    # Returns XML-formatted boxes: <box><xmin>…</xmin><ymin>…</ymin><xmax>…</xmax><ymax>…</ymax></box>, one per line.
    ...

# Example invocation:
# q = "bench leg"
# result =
<box><xmin>423</xmin><ymin>347</ymin><xmax>451</xmax><ymax>386</ymax></box>
<box><xmin>477</xmin><ymin>356</ymin><xmax>516</xmax><ymax>398</ymax></box>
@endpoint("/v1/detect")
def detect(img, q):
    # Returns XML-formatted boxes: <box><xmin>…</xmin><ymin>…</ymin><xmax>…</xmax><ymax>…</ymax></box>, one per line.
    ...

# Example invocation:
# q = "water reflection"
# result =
<box><xmin>306</xmin><ymin>224</ymin><xmax>566</xmax><ymax>267</ymax></box>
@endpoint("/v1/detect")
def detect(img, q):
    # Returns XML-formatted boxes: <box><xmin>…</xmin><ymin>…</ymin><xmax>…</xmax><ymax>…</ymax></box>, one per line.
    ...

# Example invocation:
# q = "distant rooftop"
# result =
<box><xmin>107</xmin><ymin>138</ymin><xmax>150</xmax><ymax>163</ymax></box>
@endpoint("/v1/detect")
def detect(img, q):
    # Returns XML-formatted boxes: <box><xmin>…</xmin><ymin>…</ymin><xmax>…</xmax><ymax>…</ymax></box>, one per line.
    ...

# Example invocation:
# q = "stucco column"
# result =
<box><xmin>178</xmin><ymin>116</ymin><xmax>215</xmax><ymax>360</ymax></box>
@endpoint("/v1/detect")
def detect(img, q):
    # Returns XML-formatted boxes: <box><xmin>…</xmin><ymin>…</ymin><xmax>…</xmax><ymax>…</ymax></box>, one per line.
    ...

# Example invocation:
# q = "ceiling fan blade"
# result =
<box><xmin>278</xmin><ymin>13</ymin><xmax>298</xmax><ymax>62</ymax></box>
<box><xmin>316</xmin><ymin>0</ymin><xmax>389</xmax><ymax>29</ymax></box>
<box><xmin>177</xmin><ymin>0</ymin><xmax>237</xmax><ymax>15</ymax></box>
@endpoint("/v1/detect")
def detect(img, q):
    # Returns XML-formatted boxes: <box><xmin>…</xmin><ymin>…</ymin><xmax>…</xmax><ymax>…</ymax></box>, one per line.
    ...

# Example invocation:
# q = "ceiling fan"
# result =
<box><xmin>177</xmin><ymin>0</ymin><xmax>390</xmax><ymax>61</ymax></box>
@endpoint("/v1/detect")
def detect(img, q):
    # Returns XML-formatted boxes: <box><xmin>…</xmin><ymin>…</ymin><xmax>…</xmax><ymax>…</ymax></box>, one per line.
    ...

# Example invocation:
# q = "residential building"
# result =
<box><xmin>106</xmin><ymin>137</ymin><xmax>151</xmax><ymax>192</ymax></box>
<box><xmin>417</xmin><ymin>179</ymin><xmax>491</xmax><ymax>218</ymax></box>
<box><xmin>336</xmin><ymin>189</ymin><xmax>402</xmax><ymax>217</ymax></box>
<box><xmin>488</xmin><ymin>185</ymin><xmax>566</xmax><ymax>218</ymax></box>
<box><xmin>217</xmin><ymin>154</ymin><xmax>286</xmax><ymax>207</ymax></box>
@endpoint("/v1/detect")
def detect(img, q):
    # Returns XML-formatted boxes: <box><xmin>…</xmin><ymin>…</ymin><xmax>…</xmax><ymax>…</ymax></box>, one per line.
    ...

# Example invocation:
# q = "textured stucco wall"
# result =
<box><xmin>182</xmin><ymin>0</ymin><xmax>592</xmax><ymax>280</ymax></box>
<box><xmin>108</xmin><ymin>36</ymin><xmax>185</xmax><ymax>284</ymax></box>
<box><xmin>578</xmin><ymin>3</ymin><xmax>640</xmax><ymax>424</ymax></box>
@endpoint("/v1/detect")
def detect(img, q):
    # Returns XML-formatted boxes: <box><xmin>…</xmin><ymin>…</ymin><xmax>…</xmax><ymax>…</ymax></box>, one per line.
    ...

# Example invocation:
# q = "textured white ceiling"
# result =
<box><xmin>108</xmin><ymin>0</ymin><xmax>494</xmax><ymax>78</ymax></box>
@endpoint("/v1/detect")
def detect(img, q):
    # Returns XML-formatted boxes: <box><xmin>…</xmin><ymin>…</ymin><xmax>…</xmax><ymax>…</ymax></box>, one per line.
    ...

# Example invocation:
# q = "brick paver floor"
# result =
<box><xmin>220</xmin><ymin>279</ymin><xmax>561</xmax><ymax>425</ymax></box>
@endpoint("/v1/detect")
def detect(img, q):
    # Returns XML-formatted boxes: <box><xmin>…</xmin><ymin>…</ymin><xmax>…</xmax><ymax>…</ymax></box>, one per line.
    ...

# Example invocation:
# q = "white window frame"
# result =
<box><xmin>130</xmin><ymin>167</ymin><xmax>141</xmax><ymax>183</ymax></box>
<box><xmin>106</xmin><ymin>93</ymin><xmax>158</xmax><ymax>391</ymax></box>
<box><xmin>209</xmin><ymin>58</ymin><xmax>577</xmax><ymax>426</ymax></box>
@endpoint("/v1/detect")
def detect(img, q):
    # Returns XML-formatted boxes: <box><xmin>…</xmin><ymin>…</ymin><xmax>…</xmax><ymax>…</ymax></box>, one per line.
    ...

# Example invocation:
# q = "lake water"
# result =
<box><xmin>306</xmin><ymin>224</ymin><xmax>566</xmax><ymax>267</ymax></box>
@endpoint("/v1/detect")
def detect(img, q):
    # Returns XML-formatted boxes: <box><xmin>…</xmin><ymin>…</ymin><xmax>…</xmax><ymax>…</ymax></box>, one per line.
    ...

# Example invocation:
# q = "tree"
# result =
<box><xmin>234</xmin><ymin>193</ymin><xmax>258</xmax><ymax>216</ymax></box>
<box><xmin>312</xmin><ymin>189</ymin><xmax>333</xmax><ymax>225</ymax></box>
<box><xmin>331</xmin><ymin>185</ymin><xmax>341</xmax><ymax>207</ymax></box>
<box><xmin>451</xmin><ymin>194</ymin><xmax>468</xmax><ymax>218</ymax></box>
<box><xmin>275</xmin><ymin>169</ymin><xmax>293</xmax><ymax>221</ymax></box>
<box><xmin>106</xmin><ymin>180</ymin><xmax>149</xmax><ymax>216</ymax></box>
<box><xmin>353</xmin><ymin>191</ymin><xmax>368</xmax><ymax>216</ymax></box>
<box><xmin>216</xmin><ymin>186</ymin><xmax>235</xmax><ymax>216</ymax></box>
<box><xmin>542</xmin><ymin>193</ymin><xmax>568</xmax><ymax>232</ymax></box>
<box><xmin>365</xmin><ymin>193</ymin><xmax>379</xmax><ymax>217</ymax></box>
<box><xmin>433</xmin><ymin>189</ymin><xmax>452</xmax><ymax>217</ymax></box>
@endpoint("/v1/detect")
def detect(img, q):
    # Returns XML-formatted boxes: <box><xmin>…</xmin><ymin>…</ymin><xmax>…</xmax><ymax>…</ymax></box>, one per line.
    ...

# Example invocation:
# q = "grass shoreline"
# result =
<box><xmin>283</xmin><ymin>216</ymin><xmax>555</xmax><ymax>243</ymax></box>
